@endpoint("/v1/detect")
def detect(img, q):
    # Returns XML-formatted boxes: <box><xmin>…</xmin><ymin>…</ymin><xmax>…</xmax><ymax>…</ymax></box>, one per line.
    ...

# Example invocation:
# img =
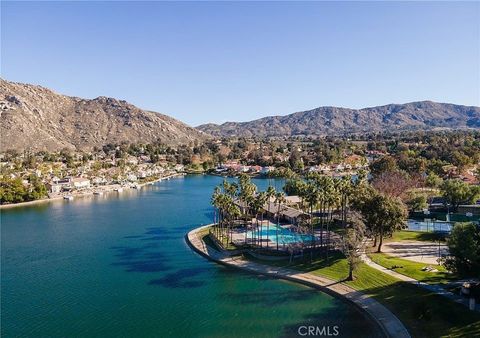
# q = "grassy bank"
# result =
<box><xmin>367</xmin><ymin>252</ymin><xmax>456</xmax><ymax>285</ymax></box>
<box><xmin>198</xmin><ymin>226</ymin><xmax>238</xmax><ymax>251</ymax></box>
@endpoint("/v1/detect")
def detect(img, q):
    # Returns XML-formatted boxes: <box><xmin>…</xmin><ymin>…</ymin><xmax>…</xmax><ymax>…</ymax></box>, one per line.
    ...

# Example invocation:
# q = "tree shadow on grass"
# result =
<box><xmin>415</xmin><ymin>232</ymin><xmax>447</xmax><ymax>242</ymax></box>
<box><xmin>261</xmin><ymin>250</ymin><xmax>345</xmax><ymax>275</ymax></box>
<box><xmin>356</xmin><ymin>281</ymin><xmax>480</xmax><ymax>338</ymax></box>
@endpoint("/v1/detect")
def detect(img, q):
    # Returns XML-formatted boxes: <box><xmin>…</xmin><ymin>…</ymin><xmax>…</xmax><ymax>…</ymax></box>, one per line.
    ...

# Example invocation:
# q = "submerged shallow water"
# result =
<box><xmin>1</xmin><ymin>175</ymin><xmax>382</xmax><ymax>337</ymax></box>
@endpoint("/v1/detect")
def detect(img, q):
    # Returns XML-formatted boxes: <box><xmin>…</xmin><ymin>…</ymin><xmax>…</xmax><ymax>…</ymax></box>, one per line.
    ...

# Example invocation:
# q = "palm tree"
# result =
<box><xmin>225</xmin><ymin>198</ymin><xmax>241</xmax><ymax>247</ymax></box>
<box><xmin>337</xmin><ymin>176</ymin><xmax>353</xmax><ymax>229</ymax></box>
<box><xmin>265</xmin><ymin>186</ymin><xmax>276</xmax><ymax>248</ymax></box>
<box><xmin>248</xmin><ymin>192</ymin><xmax>267</xmax><ymax>248</ymax></box>
<box><xmin>304</xmin><ymin>182</ymin><xmax>318</xmax><ymax>259</ymax></box>
<box><xmin>257</xmin><ymin>192</ymin><xmax>268</xmax><ymax>247</ymax></box>
<box><xmin>239</xmin><ymin>176</ymin><xmax>257</xmax><ymax>245</ymax></box>
<box><xmin>211</xmin><ymin>186</ymin><xmax>221</xmax><ymax>237</ymax></box>
<box><xmin>274</xmin><ymin>192</ymin><xmax>286</xmax><ymax>251</ymax></box>
<box><xmin>222</xmin><ymin>179</ymin><xmax>238</xmax><ymax>199</ymax></box>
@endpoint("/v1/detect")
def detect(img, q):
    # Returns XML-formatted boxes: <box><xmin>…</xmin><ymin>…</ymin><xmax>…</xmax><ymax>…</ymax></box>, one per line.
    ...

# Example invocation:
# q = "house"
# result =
<box><xmin>46</xmin><ymin>183</ymin><xmax>63</xmax><ymax>194</ymax></box>
<box><xmin>126</xmin><ymin>173</ymin><xmax>138</xmax><ymax>182</ymax></box>
<box><xmin>250</xmin><ymin>165</ymin><xmax>262</xmax><ymax>173</ymax></box>
<box><xmin>71</xmin><ymin>177</ymin><xmax>91</xmax><ymax>190</ymax></box>
<box><xmin>46</xmin><ymin>178</ymin><xmax>71</xmax><ymax>193</ymax></box>
<box><xmin>261</xmin><ymin>166</ymin><xmax>274</xmax><ymax>174</ymax></box>
<box><xmin>91</xmin><ymin>177</ymin><xmax>107</xmax><ymax>185</ymax></box>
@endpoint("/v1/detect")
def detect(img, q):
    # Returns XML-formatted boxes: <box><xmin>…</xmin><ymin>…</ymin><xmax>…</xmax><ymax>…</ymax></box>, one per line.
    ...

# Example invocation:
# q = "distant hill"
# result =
<box><xmin>197</xmin><ymin>101</ymin><xmax>480</xmax><ymax>138</ymax></box>
<box><xmin>0</xmin><ymin>79</ymin><xmax>207</xmax><ymax>152</ymax></box>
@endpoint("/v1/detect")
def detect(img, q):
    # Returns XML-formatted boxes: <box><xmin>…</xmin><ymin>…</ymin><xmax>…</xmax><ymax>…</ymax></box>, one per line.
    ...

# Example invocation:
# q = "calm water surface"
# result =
<box><xmin>1</xmin><ymin>175</ymin><xmax>381</xmax><ymax>337</ymax></box>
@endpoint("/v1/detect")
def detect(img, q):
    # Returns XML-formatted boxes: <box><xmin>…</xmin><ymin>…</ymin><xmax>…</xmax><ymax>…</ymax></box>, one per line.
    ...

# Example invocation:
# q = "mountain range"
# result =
<box><xmin>1</xmin><ymin>79</ymin><xmax>479</xmax><ymax>152</ymax></box>
<box><xmin>0</xmin><ymin>79</ymin><xmax>206</xmax><ymax>152</ymax></box>
<box><xmin>197</xmin><ymin>101</ymin><xmax>480</xmax><ymax>138</ymax></box>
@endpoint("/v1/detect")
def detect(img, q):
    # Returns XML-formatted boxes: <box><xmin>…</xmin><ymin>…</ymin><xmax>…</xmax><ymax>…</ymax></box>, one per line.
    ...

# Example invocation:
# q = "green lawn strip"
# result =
<box><xmin>198</xmin><ymin>225</ymin><xmax>239</xmax><ymax>251</ymax></box>
<box><xmin>389</xmin><ymin>230</ymin><xmax>447</xmax><ymax>242</ymax></box>
<box><xmin>367</xmin><ymin>252</ymin><xmax>456</xmax><ymax>285</ymax></box>
<box><xmin>247</xmin><ymin>251</ymin><xmax>479</xmax><ymax>337</ymax></box>
<box><xmin>196</xmin><ymin>226</ymin><xmax>212</xmax><ymax>238</ymax></box>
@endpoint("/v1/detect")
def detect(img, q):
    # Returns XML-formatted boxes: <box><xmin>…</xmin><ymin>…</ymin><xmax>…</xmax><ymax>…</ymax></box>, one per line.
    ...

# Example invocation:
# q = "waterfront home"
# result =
<box><xmin>260</xmin><ymin>166</ymin><xmax>274</xmax><ymax>174</ymax></box>
<box><xmin>71</xmin><ymin>177</ymin><xmax>91</xmax><ymax>190</ymax></box>
<box><xmin>91</xmin><ymin>176</ymin><xmax>108</xmax><ymax>186</ymax></box>
<box><xmin>47</xmin><ymin>178</ymin><xmax>71</xmax><ymax>193</ymax></box>
<box><xmin>46</xmin><ymin>182</ymin><xmax>63</xmax><ymax>194</ymax></box>
<box><xmin>126</xmin><ymin>173</ymin><xmax>138</xmax><ymax>182</ymax></box>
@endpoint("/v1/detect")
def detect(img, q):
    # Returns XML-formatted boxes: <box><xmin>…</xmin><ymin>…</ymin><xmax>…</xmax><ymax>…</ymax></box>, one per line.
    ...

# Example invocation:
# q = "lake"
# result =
<box><xmin>1</xmin><ymin>175</ymin><xmax>381</xmax><ymax>337</ymax></box>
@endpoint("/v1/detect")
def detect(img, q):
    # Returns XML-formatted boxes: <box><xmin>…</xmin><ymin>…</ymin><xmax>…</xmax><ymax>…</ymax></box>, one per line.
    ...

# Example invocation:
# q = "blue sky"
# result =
<box><xmin>1</xmin><ymin>1</ymin><xmax>479</xmax><ymax>126</ymax></box>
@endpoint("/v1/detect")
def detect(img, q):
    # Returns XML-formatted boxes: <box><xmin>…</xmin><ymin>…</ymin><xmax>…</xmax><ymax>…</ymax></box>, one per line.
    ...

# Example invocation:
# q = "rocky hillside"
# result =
<box><xmin>0</xmin><ymin>79</ymin><xmax>207</xmax><ymax>152</ymax></box>
<box><xmin>197</xmin><ymin>101</ymin><xmax>480</xmax><ymax>138</ymax></box>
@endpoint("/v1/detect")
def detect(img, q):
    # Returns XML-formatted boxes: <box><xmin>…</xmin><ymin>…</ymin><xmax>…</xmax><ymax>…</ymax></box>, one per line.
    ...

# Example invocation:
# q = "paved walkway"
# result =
<box><xmin>360</xmin><ymin>244</ymin><xmax>479</xmax><ymax>312</ymax></box>
<box><xmin>186</xmin><ymin>225</ymin><xmax>411</xmax><ymax>338</ymax></box>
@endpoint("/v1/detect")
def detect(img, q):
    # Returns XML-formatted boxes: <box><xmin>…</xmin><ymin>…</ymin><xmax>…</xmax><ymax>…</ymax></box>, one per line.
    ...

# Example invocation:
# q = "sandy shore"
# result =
<box><xmin>0</xmin><ymin>172</ymin><xmax>185</xmax><ymax>210</ymax></box>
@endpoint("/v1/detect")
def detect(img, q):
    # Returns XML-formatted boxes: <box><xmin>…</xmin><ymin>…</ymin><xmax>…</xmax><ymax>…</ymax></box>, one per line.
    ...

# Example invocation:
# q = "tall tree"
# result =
<box><xmin>265</xmin><ymin>185</ymin><xmax>276</xmax><ymax>248</ymax></box>
<box><xmin>442</xmin><ymin>222</ymin><xmax>480</xmax><ymax>276</ymax></box>
<box><xmin>342</xmin><ymin>211</ymin><xmax>366</xmax><ymax>281</ymax></box>
<box><xmin>352</xmin><ymin>186</ymin><xmax>408</xmax><ymax>252</ymax></box>
<box><xmin>274</xmin><ymin>192</ymin><xmax>286</xmax><ymax>250</ymax></box>
<box><xmin>440</xmin><ymin>179</ymin><xmax>480</xmax><ymax>212</ymax></box>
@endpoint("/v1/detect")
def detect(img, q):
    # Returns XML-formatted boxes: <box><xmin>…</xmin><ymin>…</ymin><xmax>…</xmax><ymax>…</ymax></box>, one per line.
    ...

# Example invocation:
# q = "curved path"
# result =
<box><xmin>360</xmin><ymin>246</ymin><xmax>480</xmax><ymax>312</ymax></box>
<box><xmin>186</xmin><ymin>225</ymin><xmax>410</xmax><ymax>338</ymax></box>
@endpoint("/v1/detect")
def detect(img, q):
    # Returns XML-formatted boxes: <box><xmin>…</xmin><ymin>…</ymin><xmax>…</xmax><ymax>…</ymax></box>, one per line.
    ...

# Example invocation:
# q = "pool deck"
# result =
<box><xmin>186</xmin><ymin>224</ymin><xmax>411</xmax><ymax>338</ymax></box>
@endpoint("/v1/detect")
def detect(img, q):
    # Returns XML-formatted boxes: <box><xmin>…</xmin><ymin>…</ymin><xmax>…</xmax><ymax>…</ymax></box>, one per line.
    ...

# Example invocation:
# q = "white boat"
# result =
<box><xmin>93</xmin><ymin>191</ymin><xmax>102</xmax><ymax>195</ymax></box>
<box><xmin>114</xmin><ymin>187</ymin><xmax>123</xmax><ymax>192</ymax></box>
<box><xmin>63</xmin><ymin>195</ymin><xmax>74</xmax><ymax>201</ymax></box>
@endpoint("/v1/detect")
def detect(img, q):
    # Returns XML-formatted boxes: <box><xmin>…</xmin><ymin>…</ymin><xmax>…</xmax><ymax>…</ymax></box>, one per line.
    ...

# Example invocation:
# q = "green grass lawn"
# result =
<box><xmin>198</xmin><ymin>226</ymin><xmax>239</xmax><ymax>251</ymax></box>
<box><xmin>367</xmin><ymin>252</ymin><xmax>456</xmax><ymax>285</ymax></box>
<box><xmin>388</xmin><ymin>230</ymin><xmax>447</xmax><ymax>242</ymax></box>
<box><xmin>247</xmin><ymin>251</ymin><xmax>479</xmax><ymax>338</ymax></box>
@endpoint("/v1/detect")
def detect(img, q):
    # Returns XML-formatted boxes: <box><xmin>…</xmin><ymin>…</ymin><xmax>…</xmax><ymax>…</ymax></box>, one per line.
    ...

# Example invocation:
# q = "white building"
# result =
<box><xmin>126</xmin><ymin>173</ymin><xmax>138</xmax><ymax>182</ymax></box>
<box><xmin>71</xmin><ymin>177</ymin><xmax>91</xmax><ymax>190</ymax></box>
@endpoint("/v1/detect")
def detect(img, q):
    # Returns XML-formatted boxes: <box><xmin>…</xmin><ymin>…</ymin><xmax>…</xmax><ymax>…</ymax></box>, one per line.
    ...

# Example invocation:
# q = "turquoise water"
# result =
<box><xmin>247</xmin><ymin>224</ymin><xmax>314</xmax><ymax>245</ymax></box>
<box><xmin>1</xmin><ymin>175</ymin><xmax>382</xmax><ymax>337</ymax></box>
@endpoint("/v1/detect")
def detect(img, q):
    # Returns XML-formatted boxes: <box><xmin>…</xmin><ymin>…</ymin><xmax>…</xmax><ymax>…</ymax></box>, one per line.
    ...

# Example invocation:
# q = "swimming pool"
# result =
<box><xmin>407</xmin><ymin>219</ymin><xmax>452</xmax><ymax>232</ymax></box>
<box><xmin>246</xmin><ymin>223</ymin><xmax>314</xmax><ymax>245</ymax></box>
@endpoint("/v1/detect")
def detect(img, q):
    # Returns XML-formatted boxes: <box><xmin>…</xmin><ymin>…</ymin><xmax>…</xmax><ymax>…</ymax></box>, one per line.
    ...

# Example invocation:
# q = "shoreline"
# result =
<box><xmin>185</xmin><ymin>224</ymin><xmax>410</xmax><ymax>338</ymax></box>
<box><xmin>0</xmin><ymin>172</ymin><xmax>185</xmax><ymax>210</ymax></box>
